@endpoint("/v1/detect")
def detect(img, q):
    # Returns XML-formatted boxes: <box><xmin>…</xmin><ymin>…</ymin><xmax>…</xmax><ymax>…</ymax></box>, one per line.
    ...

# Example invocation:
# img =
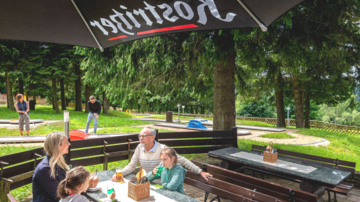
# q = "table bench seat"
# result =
<box><xmin>187</xmin><ymin>160</ymin><xmax>320</xmax><ymax>202</ymax></box>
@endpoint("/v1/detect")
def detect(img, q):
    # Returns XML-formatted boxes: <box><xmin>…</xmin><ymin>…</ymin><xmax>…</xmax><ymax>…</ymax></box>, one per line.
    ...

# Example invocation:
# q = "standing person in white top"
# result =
<box><xmin>111</xmin><ymin>127</ymin><xmax>213</xmax><ymax>181</ymax></box>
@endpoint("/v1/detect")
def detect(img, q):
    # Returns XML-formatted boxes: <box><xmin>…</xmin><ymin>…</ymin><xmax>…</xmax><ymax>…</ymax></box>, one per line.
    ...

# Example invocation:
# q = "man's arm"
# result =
<box><xmin>121</xmin><ymin>146</ymin><xmax>140</xmax><ymax>176</ymax></box>
<box><xmin>177</xmin><ymin>154</ymin><xmax>202</xmax><ymax>174</ymax></box>
<box><xmin>88</xmin><ymin>102</ymin><xmax>95</xmax><ymax>113</ymax></box>
<box><xmin>161</xmin><ymin>144</ymin><xmax>212</xmax><ymax>181</ymax></box>
<box><xmin>177</xmin><ymin>154</ymin><xmax>213</xmax><ymax>181</ymax></box>
<box><xmin>97</xmin><ymin>102</ymin><xmax>101</xmax><ymax>115</ymax></box>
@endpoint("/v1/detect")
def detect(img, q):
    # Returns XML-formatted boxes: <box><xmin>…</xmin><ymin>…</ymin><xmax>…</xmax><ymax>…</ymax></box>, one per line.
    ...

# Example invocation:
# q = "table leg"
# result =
<box><xmin>300</xmin><ymin>181</ymin><xmax>325</xmax><ymax>199</ymax></box>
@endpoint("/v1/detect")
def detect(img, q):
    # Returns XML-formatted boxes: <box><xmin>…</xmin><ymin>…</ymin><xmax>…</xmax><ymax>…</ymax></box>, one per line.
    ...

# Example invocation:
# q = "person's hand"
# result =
<box><xmin>108</xmin><ymin>191</ymin><xmax>116</xmax><ymax>200</ymax></box>
<box><xmin>88</xmin><ymin>173</ymin><xmax>99</xmax><ymax>188</ymax></box>
<box><xmin>200</xmin><ymin>171</ymin><xmax>213</xmax><ymax>181</ymax></box>
<box><xmin>95</xmin><ymin>114</ymin><xmax>99</xmax><ymax>119</ymax></box>
<box><xmin>152</xmin><ymin>167</ymin><xmax>158</xmax><ymax>175</ymax></box>
<box><xmin>111</xmin><ymin>174</ymin><xmax>117</xmax><ymax>182</ymax></box>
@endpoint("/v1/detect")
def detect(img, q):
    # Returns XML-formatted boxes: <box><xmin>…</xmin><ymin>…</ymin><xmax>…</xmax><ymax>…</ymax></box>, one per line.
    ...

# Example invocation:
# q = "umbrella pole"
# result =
<box><xmin>235</xmin><ymin>0</ymin><xmax>268</xmax><ymax>32</ymax></box>
<box><xmin>71</xmin><ymin>0</ymin><xmax>104</xmax><ymax>52</ymax></box>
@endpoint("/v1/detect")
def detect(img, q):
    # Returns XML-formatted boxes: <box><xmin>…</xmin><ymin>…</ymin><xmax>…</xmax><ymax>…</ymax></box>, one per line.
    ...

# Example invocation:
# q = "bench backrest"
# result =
<box><xmin>7</xmin><ymin>193</ymin><xmax>17</xmax><ymax>202</ymax></box>
<box><xmin>252</xmin><ymin>145</ymin><xmax>356</xmax><ymax>174</ymax></box>
<box><xmin>191</xmin><ymin>160</ymin><xmax>318</xmax><ymax>202</ymax></box>
<box><xmin>185</xmin><ymin>171</ymin><xmax>276</xmax><ymax>202</ymax></box>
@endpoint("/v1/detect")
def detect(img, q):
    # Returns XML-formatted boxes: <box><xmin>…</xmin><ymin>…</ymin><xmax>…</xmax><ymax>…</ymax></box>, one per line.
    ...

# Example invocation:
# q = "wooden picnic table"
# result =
<box><xmin>208</xmin><ymin>147</ymin><xmax>351</xmax><ymax>193</ymax></box>
<box><xmin>84</xmin><ymin>169</ymin><xmax>199</xmax><ymax>202</ymax></box>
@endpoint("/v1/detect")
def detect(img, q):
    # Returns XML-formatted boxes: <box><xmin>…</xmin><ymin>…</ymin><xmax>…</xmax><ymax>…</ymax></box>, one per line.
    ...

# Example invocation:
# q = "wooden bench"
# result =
<box><xmin>252</xmin><ymin>144</ymin><xmax>356</xmax><ymax>202</ymax></box>
<box><xmin>186</xmin><ymin>160</ymin><xmax>320</xmax><ymax>202</ymax></box>
<box><xmin>7</xmin><ymin>193</ymin><xmax>16</xmax><ymax>202</ymax></box>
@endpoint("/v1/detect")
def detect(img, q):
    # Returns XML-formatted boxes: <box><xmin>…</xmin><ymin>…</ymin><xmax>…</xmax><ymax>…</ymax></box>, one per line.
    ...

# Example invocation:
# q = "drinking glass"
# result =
<box><xmin>155</xmin><ymin>162</ymin><xmax>164</xmax><ymax>177</ymax></box>
<box><xmin>116</xmin><ymin>168</ymin><xmax>125</xmax><ymax>183</ymax></box>
<box><xmin>107</xmin><ymin>183</ymin><xmax>115</xmax><ymax>195</ymax></box>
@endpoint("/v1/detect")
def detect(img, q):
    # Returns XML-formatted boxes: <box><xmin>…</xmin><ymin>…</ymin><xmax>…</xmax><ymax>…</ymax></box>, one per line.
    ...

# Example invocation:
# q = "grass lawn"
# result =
<box><xmin>260</xmin><ymin>132</ymin><xmax>295</xmax><ymax>139</ymax></box>
<box><xmin>0</xmin><ymin>105</ymin><xmax>150</xmax><ymax>128</ymax></box>
<box><xmin>0</xmin><ymin>106</ymin><xmax>157</xmax><ymax>136</ymax></box>
<box><xmin>89</xmin><ymin>127</ymin><xmax>176</xmax><ymax>134</ymax></box>
<box><xmin>133</xmin><ymin>114</ymin><xmax>280</xmax><ymax>128</ymax></box>
<box><xmin>236</xmin><ymin>120</ymin><xmax>277</xmax><ymax>127</ymax></box>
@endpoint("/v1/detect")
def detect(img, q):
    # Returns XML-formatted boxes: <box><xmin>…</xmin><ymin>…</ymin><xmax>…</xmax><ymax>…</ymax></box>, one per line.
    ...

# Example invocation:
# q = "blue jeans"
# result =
<box><xmin>85</xmin><ymin>113</ymin><xmax>98</xmax><ymax>134</ymax></box>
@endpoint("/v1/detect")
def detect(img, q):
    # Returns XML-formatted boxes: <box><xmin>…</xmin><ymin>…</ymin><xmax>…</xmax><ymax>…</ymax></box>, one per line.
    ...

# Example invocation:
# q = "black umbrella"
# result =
<box><xmin>0</xmin><ymin>0</ymin><xmax>302</xmax><ymax>51</ymax></box>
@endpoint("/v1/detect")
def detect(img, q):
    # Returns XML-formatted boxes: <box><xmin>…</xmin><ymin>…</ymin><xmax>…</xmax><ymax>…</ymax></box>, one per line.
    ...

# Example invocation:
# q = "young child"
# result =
<box><xmin>147</xmin><ymin>148</ymin><xmax>187</xmax><ymax>194</ymax></box>
<box><xmin>58</xmin><ymin>166</ymin><xmax>116</xmax><ymax>202</ymax></box>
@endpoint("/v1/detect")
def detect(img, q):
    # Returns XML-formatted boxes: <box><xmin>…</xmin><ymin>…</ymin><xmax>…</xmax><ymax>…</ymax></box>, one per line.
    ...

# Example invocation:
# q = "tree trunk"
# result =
<box><xmin>275</xmin><ymin>88</ymin><xmax>286</xmax><ymax>128</ymax></box>
<box><xmin>33</xmin><ymin>92</ymin><xmax>36</xmax><ymax>105</ymax></box>
<box><xmin>75</xmin><ymin>64</ymin><xmax>82</xmax><ymax>111</ymax></box>
<box><xmin>201</xmin><ymin>107</ymin><xmax>205</xmax><ymax>114</ymax></box>
<box><xmin>103</xmin><ymin>91</ymin><xmax>109</xmax><ymax>114</ymax></box>
<box><xmin>301</xmin><ymin>86</ymin><xmax>305</xmax><ymax>126</ymax></box>
<box><xmin>213</xmin><ymin>53</ymin><xmax>236</xmax><ymax>131</ymax></box>
<box><xmin>60</xmin><ymin>78</ymin><xmax>66</xmax><ymax>110</ymax></box>
<box><xmin>305</xmin><ymin>90</ymin><xmax>310</xmax><ymax>128</ymax></box>
<box><xmin>5</xmin><ymin>71</ymin><xmax>15</xmax><ymax>110</ymax></box>
<box><xmin>293</xmin><ymin>76</ymin><xmax>303</xmax><ymax>128</ymax></box>
<box><xmin>52</xmin><ymin>78</ymin><xmax>60</xmax><ymax>114</ymax></box>
<box><xmin>85</xmin><ymin>84</ymin><xmax>90</xmax><ymax>113</ymax></box>
<box><xmin>18</xmin><ymin>78</ymin><xmax>24</xmax><ymax>94</ymax></box>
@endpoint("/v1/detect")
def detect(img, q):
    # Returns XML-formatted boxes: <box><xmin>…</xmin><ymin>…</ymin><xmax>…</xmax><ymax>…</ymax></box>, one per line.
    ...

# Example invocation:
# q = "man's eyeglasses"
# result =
<box><xmin>138</xmin><ymin>134</ymin><xmax>152</xmax><ymax>138</ymax></box>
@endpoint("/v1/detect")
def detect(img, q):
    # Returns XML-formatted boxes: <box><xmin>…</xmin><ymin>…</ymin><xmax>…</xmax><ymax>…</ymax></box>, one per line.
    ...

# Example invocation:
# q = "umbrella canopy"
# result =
<box><xmin>0</xmin><ymin>0</ymin><xmax>302</xmax><ymax>50</ymax></box>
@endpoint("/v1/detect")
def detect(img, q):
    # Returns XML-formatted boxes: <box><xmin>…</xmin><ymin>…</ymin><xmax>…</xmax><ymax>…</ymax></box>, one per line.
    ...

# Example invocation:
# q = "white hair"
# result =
<box><xmin>143</xmin><ymin>127</ymin><xmax>156</xmax><ymax>138</ymax></box>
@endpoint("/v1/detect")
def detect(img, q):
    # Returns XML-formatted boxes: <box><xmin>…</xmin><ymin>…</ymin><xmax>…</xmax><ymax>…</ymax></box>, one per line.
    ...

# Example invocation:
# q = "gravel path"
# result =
<box><xmin>238</xmin><ymin>130</ymin><xmax>330</xmax><ymax>147</ymax></box>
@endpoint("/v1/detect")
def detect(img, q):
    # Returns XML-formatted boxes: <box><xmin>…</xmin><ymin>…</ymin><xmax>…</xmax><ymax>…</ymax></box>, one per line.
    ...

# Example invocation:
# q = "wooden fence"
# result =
<box><xmin>0</xmin><ymin>128</ymin><xmax>237</xmax><ymax>202</ymax></box>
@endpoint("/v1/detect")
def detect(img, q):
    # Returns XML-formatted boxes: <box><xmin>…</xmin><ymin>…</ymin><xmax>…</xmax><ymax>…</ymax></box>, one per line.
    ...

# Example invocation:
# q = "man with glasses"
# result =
<box><xmin>112</xmin><ymin>127</ymin><xmax>213</xmax><ymax>181</ymax></box>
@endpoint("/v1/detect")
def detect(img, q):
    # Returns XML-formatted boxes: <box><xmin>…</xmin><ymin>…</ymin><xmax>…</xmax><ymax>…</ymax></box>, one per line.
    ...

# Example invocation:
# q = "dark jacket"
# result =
<box><xmin>87</xmin><ymin>100</ymin><xmax>101</xmax><ymax>115</ymax></box>
<box><xmin>32</xmin><ymin>155</ymin><xmax>67</xmax><ymax>202</ymax></box>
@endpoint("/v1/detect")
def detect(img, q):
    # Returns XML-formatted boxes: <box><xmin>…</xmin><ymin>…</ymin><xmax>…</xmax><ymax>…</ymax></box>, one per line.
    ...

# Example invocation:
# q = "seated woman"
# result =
<box><xmin>32</xmin><ymin>132</ymin><xmax>70</xmax><ymax>202</ymax></box>
<box><xmin>58</xmin><ymin>166</ymin><xmax>115</xmax><ymax>202</ymax></box>
<box><xmin>147</xmin><ymin>148</ymin><xmax>187</xmax><ymax>194</ymax></box>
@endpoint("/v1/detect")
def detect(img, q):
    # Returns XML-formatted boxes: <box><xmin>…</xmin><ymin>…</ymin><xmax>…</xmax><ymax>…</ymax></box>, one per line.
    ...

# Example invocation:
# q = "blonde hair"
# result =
<box><xmin>160</xmin><ymin>148</ymin><xmax>178</xmax><ymax>165</ymax></box>
<box><xmin>44</xmin><ymin>132</ymin><xmax>70</xmax><ymax>178</ymax></box>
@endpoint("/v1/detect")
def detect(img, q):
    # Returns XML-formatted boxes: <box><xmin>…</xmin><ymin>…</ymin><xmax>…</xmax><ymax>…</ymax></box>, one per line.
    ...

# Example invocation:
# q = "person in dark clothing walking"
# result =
<box><xmin>85</xmin><ymin>95</ymin><xmax>101</xmax><ymax>134</ymax></box>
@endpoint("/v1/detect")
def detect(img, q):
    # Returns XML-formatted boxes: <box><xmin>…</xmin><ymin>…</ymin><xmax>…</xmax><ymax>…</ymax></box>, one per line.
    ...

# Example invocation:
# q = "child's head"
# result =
<box><xmin>160</xmin><ymin>148</ymin><xmax>178</xmax><ymax>168</ymax></box>
<box><xmin>58</xmin><ymin>166</ymin><xmax>90</xmax><ymax>198</ymax></box>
